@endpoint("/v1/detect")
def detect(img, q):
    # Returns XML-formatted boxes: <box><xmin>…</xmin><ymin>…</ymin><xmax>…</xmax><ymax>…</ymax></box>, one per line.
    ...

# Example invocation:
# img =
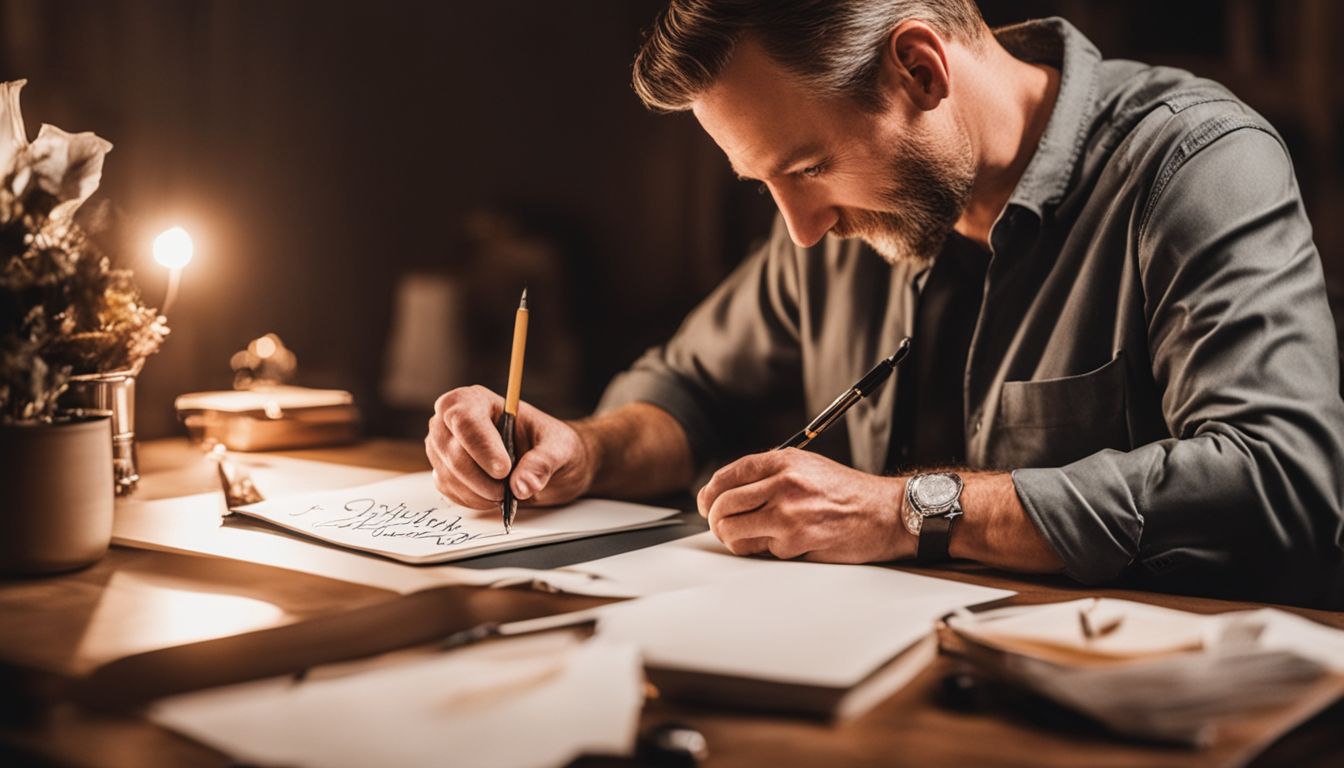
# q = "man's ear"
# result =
<box><xmin>879</xmin><ymin>20</ymin><xmax>952</xmax><ymax>112</ymax></box>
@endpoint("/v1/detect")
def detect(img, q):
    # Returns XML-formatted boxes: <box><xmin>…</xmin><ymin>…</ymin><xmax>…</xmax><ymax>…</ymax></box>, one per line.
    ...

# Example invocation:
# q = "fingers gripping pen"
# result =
<box><xmin>496</xmin><ymin>288</ymin><xmax>529</xmax><ymax>532</ymax></box>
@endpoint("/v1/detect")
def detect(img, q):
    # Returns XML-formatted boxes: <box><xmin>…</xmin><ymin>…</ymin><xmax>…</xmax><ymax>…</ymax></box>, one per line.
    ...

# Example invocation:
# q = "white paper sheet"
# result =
<box><xmin>114</xmin><ymin>458</ymin><xmax>663</xmax><ymax>595</ymax></box>
<box><xmin>950</xmin><ymin>598</ymin><xmax>1208</xmax><ymax>659</ymax></box>
<box><xmin>594</xmin><ymin>558</ymin><xmax>1014</xmax><ymax>688</ymax></box>
<box><xmin>1225</xmin><ymin>608</ymin><xmax>1344</xmax><ymax>674</ymax></box>
<box><xmin>151</xmin><ymin>633</ymin><xmax>644</xmax><ymax>768</ymax></box>
<box><xmin>237</xmin><ymin>453</ymin><xmax>402</xmax><ymax>496</ymax></box>
<box><xmin>233</xmin><ymin>471</ymin><xmax>679</xmax><ymax>564</ymax></box>
<box><xmin>943</xmin><ymin>600</ymin><xmax>1344</xmax><ymax>746</ymax></box>
<box><xmin>949</xmin><ymin>598</ymin><xmax>1344</xmax><ymax>672</ymax></box>
<box><xmin>565</xmin><ymin>530</ymin><xmax>946</xmax><ymax>597</ymax></box>
<box><xmin>115</xmin><ymin>456</ymin><xmax>1021</xmax><ymax>606</ymax></box>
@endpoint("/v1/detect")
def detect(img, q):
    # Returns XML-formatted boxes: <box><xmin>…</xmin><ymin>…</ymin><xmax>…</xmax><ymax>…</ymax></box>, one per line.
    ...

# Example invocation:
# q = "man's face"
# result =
<box><xmin>692</xmin><ymin>39</ymin><xmax>974</xmax><ymax>266</ymax></box>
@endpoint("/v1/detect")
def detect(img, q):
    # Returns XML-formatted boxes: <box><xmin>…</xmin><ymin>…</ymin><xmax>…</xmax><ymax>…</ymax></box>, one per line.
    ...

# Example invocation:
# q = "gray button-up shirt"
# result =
<box><xmin>599</xmin><ymin>18</ymin><xmax>1344</xmax><ymax>608</ymax></box>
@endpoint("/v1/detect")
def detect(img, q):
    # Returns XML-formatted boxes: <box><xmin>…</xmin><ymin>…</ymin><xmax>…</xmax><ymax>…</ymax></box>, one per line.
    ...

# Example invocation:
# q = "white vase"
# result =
<box><xmin>0</xmin><ymin>415</ymin><xmax>114</xmax><ymax>575</ymax></box>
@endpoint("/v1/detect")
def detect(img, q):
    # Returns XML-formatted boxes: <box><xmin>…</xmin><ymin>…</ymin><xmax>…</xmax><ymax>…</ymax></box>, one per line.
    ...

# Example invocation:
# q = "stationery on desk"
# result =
<box><xmin>592</xmin><ymin>555</ymin><xmax>1013</xmax><ymax>721</ymax></box>
<box><xmin>777</xmin><ymin>336</ymin><xmax>911</xmax><ymax>450</ymax></box>
<box><xmin>154</xmin><ymin>305</ymin><xmax>1344</xmax><ymax>740</ymax></box>
<box><xmin>197</xmin><ymin>287</ymin><xmax>680</xmax><ymax>567</ymax></box>
<box><xmin>174</xmin><ymin>385</ymin><xmax>360</xmax><ymax>451</ymax></box>
<box><xmin>410</xmin><ymin>532</ymin><xmax>1016</xmax><ymax>721</ymax></box>
<box><xmin>495</xmin><ymin>287</ymin><xmax>529</xmax><ymax>533</ymax></box>
<box><xmin>939</xmin><ymin>598</ymin><xmax>1344</xmax><ymax>748</ymax></box>
<box><xmin>230</xmin><ymin>470</ymin><xmax>680</xmax><ymax>565</ymax></box>
<box><xmin>113</xmin><ymin>453</ymin><xmax>680</xmax><ymax>596</ymax></box>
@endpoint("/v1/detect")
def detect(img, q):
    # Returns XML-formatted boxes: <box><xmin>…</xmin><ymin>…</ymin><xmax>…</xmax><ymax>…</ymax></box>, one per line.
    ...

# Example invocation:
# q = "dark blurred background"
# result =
<box><xmin>1</xmin><ymin>0</ymin><xmax>1340</xmax><ymax>441</ymax></box>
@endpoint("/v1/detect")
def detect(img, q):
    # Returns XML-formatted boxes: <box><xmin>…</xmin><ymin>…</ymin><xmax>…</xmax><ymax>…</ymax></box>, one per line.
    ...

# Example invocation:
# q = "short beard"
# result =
<box><xmin>831</xmin><ymin>131</ymin><xmax>975</xmax><ymax>268</ymax></box>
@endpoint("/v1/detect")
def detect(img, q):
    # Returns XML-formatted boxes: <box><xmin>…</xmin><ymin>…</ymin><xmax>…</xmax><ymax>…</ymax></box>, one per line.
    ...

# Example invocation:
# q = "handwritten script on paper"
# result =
<box><xmin>295</xmin><ymin>498</ymin><xmax>509</xmax><ymax>548</ymax></box>
<box><xmin>232</xmin><ymin>471</ymin><xmax>681</xmax><ymax>564</ymax></box>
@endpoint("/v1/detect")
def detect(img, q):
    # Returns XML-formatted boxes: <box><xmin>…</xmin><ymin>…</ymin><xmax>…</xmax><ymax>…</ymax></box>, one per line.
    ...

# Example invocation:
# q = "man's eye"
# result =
<box><xmin>799</xmin><ymin>163</ymin><xmax>825</xmax><ymax>178</ymax></box>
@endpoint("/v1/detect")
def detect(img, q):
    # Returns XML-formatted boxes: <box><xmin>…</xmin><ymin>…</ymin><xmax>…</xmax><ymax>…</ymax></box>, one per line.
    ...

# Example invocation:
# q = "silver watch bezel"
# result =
<box><xmin>903</xmin><ymin>472</ymin><xmax>964</xmax><ymax>536</ymax></box>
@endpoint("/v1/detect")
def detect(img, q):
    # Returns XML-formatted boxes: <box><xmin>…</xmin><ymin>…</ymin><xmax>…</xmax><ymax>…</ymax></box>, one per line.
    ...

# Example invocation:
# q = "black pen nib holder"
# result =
<box><xmin>495</xmin><ymin>411</ymin><xmax>518</xmax><ymax>531</ymax></box>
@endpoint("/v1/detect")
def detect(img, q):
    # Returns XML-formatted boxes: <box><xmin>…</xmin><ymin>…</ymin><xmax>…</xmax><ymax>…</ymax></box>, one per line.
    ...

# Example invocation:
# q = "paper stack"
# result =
<box><xmin>593</xmin><ymin>558</ymin><xmax>1013</xmax><ymax>720</ymax></box>
<box><xmin>941</xmin><ymin>598</ymin><xmax>1344</xmax><ymax>746</ymax></box>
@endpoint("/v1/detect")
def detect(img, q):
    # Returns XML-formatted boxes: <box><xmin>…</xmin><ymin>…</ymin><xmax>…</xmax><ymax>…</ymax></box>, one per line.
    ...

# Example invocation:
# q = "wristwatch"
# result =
<box><xmin>903</xmin><ymin>472</ymin><xmax>964</xmax><ymax>563</ymax></box>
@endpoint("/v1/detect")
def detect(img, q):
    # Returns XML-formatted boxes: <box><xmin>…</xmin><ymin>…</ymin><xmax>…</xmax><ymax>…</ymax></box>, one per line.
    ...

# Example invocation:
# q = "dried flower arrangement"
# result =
<box><xmin>0</xmin><ymin>79</ymin><xmax>167</xmax><ymax>423</ymax></box>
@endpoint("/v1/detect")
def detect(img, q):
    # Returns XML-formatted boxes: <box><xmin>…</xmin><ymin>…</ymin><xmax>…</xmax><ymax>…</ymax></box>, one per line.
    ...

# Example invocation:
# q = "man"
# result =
<box><xmin>426</xmin><ymin>1</ymin><xmax>1344</xmax><ymax>608</ymax></box>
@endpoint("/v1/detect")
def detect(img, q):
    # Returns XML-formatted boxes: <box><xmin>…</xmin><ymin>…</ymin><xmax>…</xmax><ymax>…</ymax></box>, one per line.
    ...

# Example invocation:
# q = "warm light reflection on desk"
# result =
<box><xmin>72</xmin><ymin>571</ymin><xmax>285</xmax><ymax>669</ymax></box>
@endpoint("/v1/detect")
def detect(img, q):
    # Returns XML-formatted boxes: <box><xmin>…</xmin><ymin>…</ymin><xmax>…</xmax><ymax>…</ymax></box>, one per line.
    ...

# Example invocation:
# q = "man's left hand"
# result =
<box><xmin>697</xmin><ymin>449</ymin><xmax>912</xmax><ymax>563</ymax></box>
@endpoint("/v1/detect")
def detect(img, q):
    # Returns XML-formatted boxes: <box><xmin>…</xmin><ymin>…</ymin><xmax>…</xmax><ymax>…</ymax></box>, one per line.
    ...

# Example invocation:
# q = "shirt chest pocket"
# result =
<box><xmin>984</xmin><ymin>352</ymin><xmax>1131</xmax><ymax>469</ymax></box>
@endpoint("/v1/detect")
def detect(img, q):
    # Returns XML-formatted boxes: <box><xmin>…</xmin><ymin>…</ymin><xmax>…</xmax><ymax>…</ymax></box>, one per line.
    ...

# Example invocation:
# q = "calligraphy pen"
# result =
<box><xmin>777</xmin><ymin>337</ymin><xmax>912</xmax><ymax>450</ymax></box>
<box><xmin>496</xmin><ymin>287</ymin><xmax>530</xmax><ymax>533</ymax></box>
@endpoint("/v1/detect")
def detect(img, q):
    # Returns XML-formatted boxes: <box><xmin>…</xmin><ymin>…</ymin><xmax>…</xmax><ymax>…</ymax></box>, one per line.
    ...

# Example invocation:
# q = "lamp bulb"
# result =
<box><xmin>153</xmin><ymin>227</ymin><xmax>194</xmax><ymax>270</ymax></box>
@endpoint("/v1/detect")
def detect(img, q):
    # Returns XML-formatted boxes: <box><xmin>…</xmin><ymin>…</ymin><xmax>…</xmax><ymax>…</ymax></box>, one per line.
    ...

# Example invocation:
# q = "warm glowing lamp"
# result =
<box><xmin>153</xmin><ymin>227</ymin><xmax>194</xmax><ymax>315</ymax></box>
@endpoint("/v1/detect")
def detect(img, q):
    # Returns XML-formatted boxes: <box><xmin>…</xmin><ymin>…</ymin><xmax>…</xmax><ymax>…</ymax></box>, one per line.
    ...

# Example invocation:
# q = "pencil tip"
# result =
<box><xmin>520</xmin><ymin>286</ymin><xmax>528</xmax><ymax>309</ymax></box>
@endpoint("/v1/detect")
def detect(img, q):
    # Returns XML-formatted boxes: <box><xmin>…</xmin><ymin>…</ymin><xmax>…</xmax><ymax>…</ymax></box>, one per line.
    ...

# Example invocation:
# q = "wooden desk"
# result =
<box><xmin>2</xmin><ymin>439</ymin><xmax>1342</xmax><ymax>767</ymax></box>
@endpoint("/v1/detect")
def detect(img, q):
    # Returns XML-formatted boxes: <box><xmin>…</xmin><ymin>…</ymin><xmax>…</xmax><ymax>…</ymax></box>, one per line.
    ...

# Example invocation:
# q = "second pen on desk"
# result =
<box><xmin>777</xmin><ymin>337</ymin><xmax>912</xmax><ymax>450</ymax></box>
<box><xmin>496</xmin><ymin>288</ymin><xmax>529</xmax><ymax>532</ymax></box>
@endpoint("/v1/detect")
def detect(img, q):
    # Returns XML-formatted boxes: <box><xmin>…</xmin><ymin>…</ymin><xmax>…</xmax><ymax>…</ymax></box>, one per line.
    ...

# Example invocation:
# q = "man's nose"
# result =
<box><xmin>772</xmin><ymin>187</ymin><xmax>839</xmax><ymax>249</ymax></box>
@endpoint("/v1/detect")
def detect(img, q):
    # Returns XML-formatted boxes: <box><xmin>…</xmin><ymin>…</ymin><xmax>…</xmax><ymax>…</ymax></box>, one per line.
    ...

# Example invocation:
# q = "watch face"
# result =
<box><xmin>912</xmin><ymin>473</ymin><xmax>961</xmax><ymax>513</ymax></box>
<box><xmin>905</xmin><ymin>473</ymin><xmax>963</xmax><ymax>536</ymax></box>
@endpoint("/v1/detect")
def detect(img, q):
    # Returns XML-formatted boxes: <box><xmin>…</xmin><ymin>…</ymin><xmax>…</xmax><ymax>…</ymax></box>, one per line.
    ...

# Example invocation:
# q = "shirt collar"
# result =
<box><xmin>993</xmin><ymin>17</ymin><xmax>1103</xmax><ymax>218</ymax></box>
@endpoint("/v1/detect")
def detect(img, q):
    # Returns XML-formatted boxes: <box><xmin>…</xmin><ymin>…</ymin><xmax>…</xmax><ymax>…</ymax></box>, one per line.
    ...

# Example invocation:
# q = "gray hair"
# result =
<box><xmin>633</xmin><ymin>0</ymin><xmax>987</xmax><ymax>113</ymax></box>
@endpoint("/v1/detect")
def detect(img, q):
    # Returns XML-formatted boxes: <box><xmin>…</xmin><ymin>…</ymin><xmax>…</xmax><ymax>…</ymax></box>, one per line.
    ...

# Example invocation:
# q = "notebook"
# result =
<box><xmin>232</xmin><ymin>471</ymin><xmax>680</xmax><ymax>565</ymax></box>
<box><xmin>592</xmin><ymin>560</ymin><xmax>1014</xmax><ymax>720</ymax></box>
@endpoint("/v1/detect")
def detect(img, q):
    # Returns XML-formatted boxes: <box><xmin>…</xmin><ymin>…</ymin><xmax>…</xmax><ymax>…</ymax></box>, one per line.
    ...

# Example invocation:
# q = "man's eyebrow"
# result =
<box><xmin>766</xmin><ymin>144</ymin><xmax>827</xmax><ymax>177</ymax></box>
<box><xmin>731</xmin><ymin>144</ymin><xmax>827</xmax><ymax>182</ymax></box>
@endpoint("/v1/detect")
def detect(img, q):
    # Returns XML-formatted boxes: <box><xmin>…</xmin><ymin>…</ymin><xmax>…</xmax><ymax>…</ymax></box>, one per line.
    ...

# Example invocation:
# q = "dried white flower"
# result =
<box><xmin>0</xmin><ymin>79</ymin><xmax>27</xmax><ymax>176</ymax></box>
<box><xmin>0</xmin><ymin>79</ymin><xmax>114</xmax><ymax>220</ymax></box>
<box><xmin>27</xmin><ymin>124</ymin><xmax>114</xmax><ymax>220</ymax></box>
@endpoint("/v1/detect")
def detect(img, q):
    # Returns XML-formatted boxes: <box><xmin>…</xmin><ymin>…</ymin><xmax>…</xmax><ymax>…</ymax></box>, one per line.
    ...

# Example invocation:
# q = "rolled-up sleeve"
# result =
<box><xmin>597</xmin><ymin>216</ymin><xmax>803</xmax><ymax>467</ymax></box>
<box><xmin>1013</xmin><ymin>126</ymin><xmax>1344</xmax><ymax>607</ymax></box>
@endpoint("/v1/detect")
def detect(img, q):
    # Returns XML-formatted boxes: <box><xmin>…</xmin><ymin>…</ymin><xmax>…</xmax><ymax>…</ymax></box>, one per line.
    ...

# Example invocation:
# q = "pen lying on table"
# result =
<box><xmin>437</xmin><ymin>611</ymin><xmax>599</xmax><ymax>652</ymax></box>
<box><xmin>777</xmin><ymin>337</ymin><xmax>912</xmax><ymax>450</ymax></box>
<box><xmin>290</xmin><ymin>611</ymin><xmax>600</xmax><ymax>683</ymax></box>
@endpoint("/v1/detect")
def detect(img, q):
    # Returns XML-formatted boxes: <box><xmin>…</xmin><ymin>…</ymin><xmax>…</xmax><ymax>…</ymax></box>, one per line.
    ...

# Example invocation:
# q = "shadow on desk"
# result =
<box><xmin>451</xmin><ymin>508</ymin><xmax>709</xmax><ymax>571</ymax></box>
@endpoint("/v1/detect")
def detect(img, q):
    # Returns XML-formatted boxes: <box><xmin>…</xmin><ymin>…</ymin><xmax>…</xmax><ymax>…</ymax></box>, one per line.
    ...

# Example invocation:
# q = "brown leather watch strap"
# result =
<box><xmin>917</xmin><ymin>512</ymin><xmax>957</xmax><ymax>563</ymax></box>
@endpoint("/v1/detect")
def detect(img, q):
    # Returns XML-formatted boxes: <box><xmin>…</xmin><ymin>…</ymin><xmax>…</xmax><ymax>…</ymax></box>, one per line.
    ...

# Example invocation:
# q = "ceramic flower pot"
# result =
<box><xmin>0</xmin><ymin>415</ymin><xmax>114</xmax><ymax>575</ymax></box>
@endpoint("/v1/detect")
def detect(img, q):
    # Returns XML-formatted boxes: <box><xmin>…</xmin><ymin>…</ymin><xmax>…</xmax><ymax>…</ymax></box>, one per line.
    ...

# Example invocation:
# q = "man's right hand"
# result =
<box><xmin>425</xmin><ymin>386</ymin><xmax>596</xmax><ymax>510</ymax></box>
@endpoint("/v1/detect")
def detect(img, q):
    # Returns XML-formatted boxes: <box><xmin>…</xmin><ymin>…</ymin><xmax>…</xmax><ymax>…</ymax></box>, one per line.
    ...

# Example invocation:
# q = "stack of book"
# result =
<box><xmin>175</xmin><ymin>386</ymin><xmax>359</xmax><ymax>451</ymax></box>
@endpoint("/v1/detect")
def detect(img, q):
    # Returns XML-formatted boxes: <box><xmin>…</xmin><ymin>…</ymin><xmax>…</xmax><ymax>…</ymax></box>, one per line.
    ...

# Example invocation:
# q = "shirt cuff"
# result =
<box><xmin>1011</xmin><ymin>458</ymin><xmax>1144</xmax><ymax>584</ymax></box>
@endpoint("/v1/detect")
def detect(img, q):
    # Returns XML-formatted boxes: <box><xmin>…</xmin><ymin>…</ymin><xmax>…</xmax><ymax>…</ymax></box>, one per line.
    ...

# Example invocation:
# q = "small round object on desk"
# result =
<box><xmin>939</xmin><ymin>670</ymin><xmax>993</xmax><ymax>712</ymax></box>
<box><xmin>638</xmin><ymin>721</ymin><xmax>709</xmax><ymax>767</ymax></box>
